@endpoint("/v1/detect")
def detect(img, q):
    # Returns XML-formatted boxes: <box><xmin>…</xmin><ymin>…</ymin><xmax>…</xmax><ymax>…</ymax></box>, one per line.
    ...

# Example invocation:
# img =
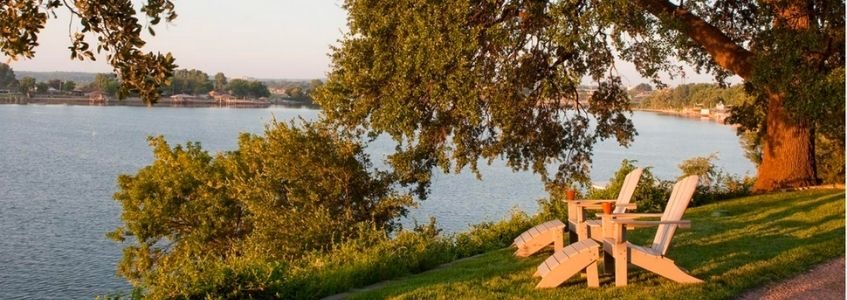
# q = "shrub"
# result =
<box><xmin>452</xmin><ymin>210</ymin><xmax>535</xmax><ymax>257</ymax></box>
<box><xmin>817</xmin><ymin>135</ymin><xmax>846</xmax><ymax>184</ymax></box>
<box><xmin>678</xmin><ymin>154</ymin><xmax>754</xmax><ymax>205</ymax></box>
<box><xmin>109</xmin><ymin>121</ymin><xmax>415</xmax><ymax>296</ymax></box>
<box><xmin>585</xmin><ymin>160</ymin><xmax>670</xmax><ymax>212</ymax></box>
<box><xmin>583</xmin><ymin>157</ymin><xmax>753</xmax><ymax>212</ymax></box>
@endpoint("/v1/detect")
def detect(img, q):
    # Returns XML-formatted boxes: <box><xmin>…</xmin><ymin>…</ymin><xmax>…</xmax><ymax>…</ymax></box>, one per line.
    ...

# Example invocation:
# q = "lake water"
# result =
<box><xmin>0</xmin><ymin>105</ymin><xmax>754</xmax><ymax>298</ymax></box>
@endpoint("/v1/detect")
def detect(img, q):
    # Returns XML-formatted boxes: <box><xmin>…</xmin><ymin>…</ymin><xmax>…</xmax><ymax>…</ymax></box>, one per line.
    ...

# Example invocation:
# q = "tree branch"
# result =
<box><xmin>634</xmin><ymin>0</ymin><xmax>755</xmax><ymax>79</ymax></box>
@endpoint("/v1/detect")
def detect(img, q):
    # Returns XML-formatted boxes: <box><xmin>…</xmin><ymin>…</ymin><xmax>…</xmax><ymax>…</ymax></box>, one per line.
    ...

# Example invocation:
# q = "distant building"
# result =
<box><xmin>88</xmin><ymin>91</ymin><xmax>109</xmax><ymax>103</ymax></box>
<box><xmin>170</xmin><ymin>94</ymin><xmax>201</xmax><ymax>103</ymax></box>
<box><xmin>268</xmin><ymin>87</ymin><xmax>287</xmax><ymax>96</ymax></box>
<box><xmin>209</xmin><ymin>91</ymin><xmax>235</xmax><ymax>102</ymax></box>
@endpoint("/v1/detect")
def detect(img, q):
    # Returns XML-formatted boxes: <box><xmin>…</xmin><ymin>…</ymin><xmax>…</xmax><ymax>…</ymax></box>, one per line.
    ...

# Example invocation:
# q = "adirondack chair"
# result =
<box><xmin>513</xmin><ymin>168</ymin><xmax>644</xmax><ymax>258</ymax></box>
<box><xmin>569</xmin><ymin>168</ymin><xmax>644</xmax><ymax>242</ymax></box>
<box><xmin>602</xmin><ymin>175</ymin><xmax>702</xmax><ymax>287</ymax></box>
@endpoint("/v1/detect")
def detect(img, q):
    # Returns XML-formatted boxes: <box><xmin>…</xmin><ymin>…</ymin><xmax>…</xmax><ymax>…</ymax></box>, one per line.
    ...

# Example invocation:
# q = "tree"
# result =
<box><xmin>0</xmin><ymin>63</ymin><xmax>16</xmax><ymax>89</ymax></box>
<box><xmin>0</xmin><ymin>1</ymin><xmax>177</xmax><ymax>103</ymax></box>
<box><xmin>89</xmin><ymin>73</ymin><xmax>121</xmax><ymax>96</ymax></box>
<box><xmin>63</xmin><ymin>81</ymin><xmax>77</xmax><ymax>92</ymax></box>
<box><xmin>309</xmin><ymin>79</ymin><xmax>324</xmax><ymax>94</ymax></box>
<box><xmin>35</xmin><ymin>82</ymin><xmax>48</xmax><ymax>94</ymax></box>
<box><xmin>318</xmin><ymin>0</ymin><xmax>844</xmax><ymax>193</ymax></box>
<box><xmin>631</xmin><ymin>83</ymin><xmax>653</xmax><ymax>93</ymax></box>
<box><xmin>286</xmin><ymin>86</ymin><xmax>303</xmax><ymax>98</ymax></box>
<box><xmin>248</xmin><ymin>81</ymin><xmax>270</xmax><ymax>98</ymax></box>
<box><xmin>226</xmin><ymin>79</ymin><xmax>251</xmax><ymax>98</ymax></box>
<box><xmin>214</xmin><ymin>72</ymin><xmax>227</xmax><ymax>91</ymax></box>
<box><xmin>166</xmin><ymin>69</ymin><xmax>212</xmax><ymax>95</ymax></box>
<box><xmin>46</xmin><ymin>79</ymin><xmax>63</xmax><ymax>91</ymax></box>
<box><xmin>109</xmin><ymin>122</ymin><xmax>412</xmax><ymax>291</ymax></box>
<box><xmin>18</xmin><ymin>77</ymin><xmax>35</xmax><ymax>96</ymax></box>
<box><xmin>226</xmin><ymin>79</ymin><xmax>269</xmax><ymax>98</ymax></box>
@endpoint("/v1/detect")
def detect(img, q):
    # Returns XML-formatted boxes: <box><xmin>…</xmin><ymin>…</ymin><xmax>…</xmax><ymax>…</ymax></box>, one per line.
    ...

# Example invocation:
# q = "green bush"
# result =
<box><xmin>817</xmin><ymin>135</ymin><xmax>846</xmax><ymax>184</ymax></box>
<box><xmin>677</xmin><ymin>154</ymin><xmax>754</xmax><ymax>205</ymax></box>
<box><xmin>452</xmin><ymin>210</ymin><xmax>535</xmax><ymax>257</ymax></box>
<box><xmin>110</xmin><ymin>121</ymin><xmax>415</xmax><ymax>297</ymax></box>
<box><xmin>584</xmin><ymin>157</ymin><xmax>752</xmax><ymax>212</ymax></box>
<box><xmin>585</xmin><ymin>160</ymin><xmax>670</xmax><ymax>212</ymax></box>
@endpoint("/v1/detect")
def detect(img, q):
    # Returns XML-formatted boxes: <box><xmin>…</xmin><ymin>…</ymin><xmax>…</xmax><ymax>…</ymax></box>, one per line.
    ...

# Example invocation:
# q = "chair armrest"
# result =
<box><xmin>601</xmin><ymin>213</ymin><xmax>664</xmax><ymax>219</ymax></box>
<box><xmin>612</xmin><ymin>220</ymin><xmax>691</xmax><ymax>229</ymax></box>
<box><xmin>572</xmin><ymin>199</ymin><xmax>616</xmax><ymax>206</ymax></box>
<box><xmin>619</xmin><ymin>203</ymin><xmax>637</xmax><ymax>209</ymax></box>
<box><xmin>578</xmin><ymin>202</ymin><xmax>637</xmax><ymax>209</ymax></box>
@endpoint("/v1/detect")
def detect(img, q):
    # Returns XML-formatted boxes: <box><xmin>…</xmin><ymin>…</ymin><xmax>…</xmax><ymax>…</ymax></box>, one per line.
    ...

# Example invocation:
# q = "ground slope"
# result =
<box><xmin>348</xmin><ymin>190</ymin><xmax>845</xmax><ymax>300</ymax></box>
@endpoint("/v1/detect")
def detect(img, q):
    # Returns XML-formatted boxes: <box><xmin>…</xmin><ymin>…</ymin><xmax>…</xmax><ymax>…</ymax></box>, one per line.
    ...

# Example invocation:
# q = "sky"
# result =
<box><xmin>4</xmin><ymin>0</ymin><xmax>732</xmax><ymax>86</ymax></box>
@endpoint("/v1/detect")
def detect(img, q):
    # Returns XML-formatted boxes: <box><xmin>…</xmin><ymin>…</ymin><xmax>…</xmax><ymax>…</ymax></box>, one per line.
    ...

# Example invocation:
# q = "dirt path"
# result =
<box><xmin>739</xmin><ymin>257</ymin><xmax>845</xmax><ymax>300</ymax></box>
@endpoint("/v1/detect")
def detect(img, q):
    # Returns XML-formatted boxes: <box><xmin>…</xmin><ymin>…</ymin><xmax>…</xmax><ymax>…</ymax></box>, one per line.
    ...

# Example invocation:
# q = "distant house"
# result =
<box><xmin>88</xmin><ymin>91</ymin><xmax>109</xmax><ymax>103</ymax></box>
<box><xmin>170</xmin><ymin>94</ymin><xmax>199</xmax><ymax>103</ymax></box>
<box><xmin>268</xmin><ymin>87</ymin><xmax>287</xmax><ymax>96</ymax></box>
<box><xmin>209</xmin><ymin>91</ymin><xmax>235</xmax><ymax>102</ymax></box>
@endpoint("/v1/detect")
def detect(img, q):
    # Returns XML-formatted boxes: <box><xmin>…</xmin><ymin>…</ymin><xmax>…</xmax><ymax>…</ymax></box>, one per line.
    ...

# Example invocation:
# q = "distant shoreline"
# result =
<box><xmin>633</xmin><ymin>108</ymin><xmax>734</xmax><ymax>126</ymax></box>
<box><xmin>0</xmin><ymin>98</ymin><xmax>733</xmax><ymax>126</ymax></box>
<box><xmin>0</xmin><ymin>96</ymin><xmax>318</xmax><ymax>109</ymax></box>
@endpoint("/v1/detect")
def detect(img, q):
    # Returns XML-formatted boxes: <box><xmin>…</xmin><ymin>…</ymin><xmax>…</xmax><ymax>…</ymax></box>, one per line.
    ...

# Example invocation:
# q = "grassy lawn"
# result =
<box><xmin>349</xmin><ymin>190</ymin><xmax>845</xmax><ymax>300</ymax></box>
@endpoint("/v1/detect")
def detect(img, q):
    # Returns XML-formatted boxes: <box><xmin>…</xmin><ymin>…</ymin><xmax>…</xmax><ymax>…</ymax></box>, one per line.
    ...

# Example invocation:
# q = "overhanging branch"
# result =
<box><xmin>634</xmin><ymin>0</ymin><xmax>755</xmax><ymax>79</ymax></box>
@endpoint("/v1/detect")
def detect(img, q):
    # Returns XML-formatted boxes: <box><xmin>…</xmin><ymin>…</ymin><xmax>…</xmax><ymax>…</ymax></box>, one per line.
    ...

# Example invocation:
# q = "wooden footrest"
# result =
<box><xmin>535</xmin><ymin>239</ymin><xmax>601</xmax><ymax>288</ymax></box>
<box><xmin>513</xmin><ymin>220</ymin><xmax>566</xmax><ymax>257</ymax></box>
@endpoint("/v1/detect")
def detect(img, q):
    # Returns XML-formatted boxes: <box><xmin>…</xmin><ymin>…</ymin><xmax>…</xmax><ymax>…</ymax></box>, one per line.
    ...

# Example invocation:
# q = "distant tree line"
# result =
<box><xmin>159</xmin><ymin>69</ymin><xmax>277</xmax><ymax>99</ymax></box>
<box><xmin>0</xmin><ymin>63</ymin><xmax>79</xmax><ymax>97</ymax></box>
<box><xmin>638</xmin><ymin>83</ymin><xmax>753</xmax><ymax>109</ymax></box>
<box><xmin>265</xmin><ymin>79</ymin><xmax>324</xmax><ymax>101</ymax></box>
<box><xmin>0</xmin><ymin>63</ymin><xmax>322</xmax><ymax>101</ymax></box>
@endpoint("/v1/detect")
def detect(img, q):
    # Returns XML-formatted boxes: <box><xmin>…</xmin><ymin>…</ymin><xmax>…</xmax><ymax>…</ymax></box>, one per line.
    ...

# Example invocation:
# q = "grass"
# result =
<box><xmin>348</xmin><ymin>190</ymin><xmax>845</xmax><ymax>300</ymax></box>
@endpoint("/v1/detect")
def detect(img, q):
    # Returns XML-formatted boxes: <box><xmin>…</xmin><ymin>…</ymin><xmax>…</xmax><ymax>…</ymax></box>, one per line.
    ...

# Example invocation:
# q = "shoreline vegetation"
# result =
<box><xmin>0</xmin><ymin>95</ymin><xmax>318</xmax><ymax>109</ymax></box>
<box><xmin>0</xmin><ymin>67</ymin><xmax>324</xmax><ymax>109</ymax></box>
<box><xmin>98</xmin><ymin>156</ymin><xmax>768</xmax><ymax>299</ymax></box>
<box><xmin>0</xmin><ymin>95</ymin><xmax>736</xmax><ymax>126</ymax></box>
<box><xmin>633</xmin><ymin>107</ymin><xmax>733</xmax><ymax>125</ymax></box>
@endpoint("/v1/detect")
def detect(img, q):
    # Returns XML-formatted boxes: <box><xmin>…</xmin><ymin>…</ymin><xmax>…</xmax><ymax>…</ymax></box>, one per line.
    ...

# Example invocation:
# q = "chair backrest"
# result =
<box><xmin>651</xmin><ymin>175</ymin><xmax>699</xmax><ymax>255</ymax></box>
<box><xmin>613</xmin><ymin>168</ymin><xmax>644</xmax><ymax>214</ymax></box>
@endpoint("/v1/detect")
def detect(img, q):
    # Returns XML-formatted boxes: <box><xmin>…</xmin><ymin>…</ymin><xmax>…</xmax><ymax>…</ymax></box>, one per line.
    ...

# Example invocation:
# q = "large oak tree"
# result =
<box><xmin>317</xmin><ymin>0</ymin><xmax>844</xmax><ymax>192</ymax></box>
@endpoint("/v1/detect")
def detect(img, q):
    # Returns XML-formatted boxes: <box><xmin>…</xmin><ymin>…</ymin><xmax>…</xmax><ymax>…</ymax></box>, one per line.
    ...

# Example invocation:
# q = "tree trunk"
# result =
<box><xmin>753</xmin><ymin>93</ymin><xmax>818</xmax><ymax>192</ymax></box>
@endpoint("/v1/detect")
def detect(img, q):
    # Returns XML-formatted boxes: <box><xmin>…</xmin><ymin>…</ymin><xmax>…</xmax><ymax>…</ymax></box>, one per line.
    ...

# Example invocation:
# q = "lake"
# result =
<box><xmin>0</xmin><ymin>105</ymin><xmax>754</xmax><ymax>298</ymax></box>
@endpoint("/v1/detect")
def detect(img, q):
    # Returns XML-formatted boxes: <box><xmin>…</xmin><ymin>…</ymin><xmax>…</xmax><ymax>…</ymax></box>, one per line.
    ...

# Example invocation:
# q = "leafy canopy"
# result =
<box><xmin>0</xmin><ymin>0</ymin><xmax>178</xmax><ymax>103</ymax></box>
<box><xmin>318</xmin><ymin>0</ymin><xmax>641</xmax><ymax>195</ymax></box>
<box><xmin>317</xmin><ymin>0</ymin><xmax>844</xmax><ymax>193</ymax></box>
